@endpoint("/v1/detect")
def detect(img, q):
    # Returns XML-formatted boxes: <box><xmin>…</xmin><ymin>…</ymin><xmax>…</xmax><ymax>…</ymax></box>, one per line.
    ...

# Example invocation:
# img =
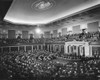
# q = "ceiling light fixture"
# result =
<box><xmin>35</xmin><ymin>25</ymin><xmax>42</xmax><ymax>34</ymax></box>
<box><xmin>31</xmin><ymin>0</ymin><xmax>56</xmax><ymax>11</ymax></box>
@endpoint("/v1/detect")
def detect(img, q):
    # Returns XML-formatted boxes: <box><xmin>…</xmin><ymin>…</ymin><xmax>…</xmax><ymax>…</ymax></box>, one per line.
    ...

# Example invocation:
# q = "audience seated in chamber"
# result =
<box><xmin>0</xmin><ymin>50</ymin><xmax>100</xmax><ymax>80</ymax></box>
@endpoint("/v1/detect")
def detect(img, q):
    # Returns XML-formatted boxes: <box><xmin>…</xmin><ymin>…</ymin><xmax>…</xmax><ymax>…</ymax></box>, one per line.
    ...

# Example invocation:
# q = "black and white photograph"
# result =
<box><xmin>0</xmin><ymin>0</ymin><xmax>100</xmax><ymax>80</ymax></box>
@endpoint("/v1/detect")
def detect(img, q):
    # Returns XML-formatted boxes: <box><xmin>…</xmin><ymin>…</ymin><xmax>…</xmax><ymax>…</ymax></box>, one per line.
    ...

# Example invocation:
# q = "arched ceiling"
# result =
<box><xmin>4</xmin><ymin>0</ymin><xmax>100</xmax><ymax>25</ymax></box>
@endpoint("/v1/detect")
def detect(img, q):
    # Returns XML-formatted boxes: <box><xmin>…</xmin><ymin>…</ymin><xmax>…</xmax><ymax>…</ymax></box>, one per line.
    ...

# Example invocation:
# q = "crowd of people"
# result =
<box><xmin>0</xmin><ymin>31</ymin><xmax>100</xmax><ymax>80</ymax></box>
<box><xmin>0</xmin><ymin>31</ymin><xmax>100</xmax><ymax>45</ymax></box>
<box><xmin>0</xmin><ymin>50</ymin><xmax>100</xmax><ymax>80</ymax></box>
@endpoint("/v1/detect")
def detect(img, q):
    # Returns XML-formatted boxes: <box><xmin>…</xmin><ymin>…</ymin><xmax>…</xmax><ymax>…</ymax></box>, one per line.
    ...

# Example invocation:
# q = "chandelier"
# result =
<box><xmin>31</xmin><ymin>0</ymin><xmax>56</xmax><ymax>11</ymax></box>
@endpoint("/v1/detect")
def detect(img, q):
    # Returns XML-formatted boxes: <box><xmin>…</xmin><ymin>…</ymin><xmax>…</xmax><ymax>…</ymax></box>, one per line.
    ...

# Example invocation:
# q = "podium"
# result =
<box><xmin>64</xmin><ymin>40</ymin><xmax>90</xmax><ymax>57</ymax></box>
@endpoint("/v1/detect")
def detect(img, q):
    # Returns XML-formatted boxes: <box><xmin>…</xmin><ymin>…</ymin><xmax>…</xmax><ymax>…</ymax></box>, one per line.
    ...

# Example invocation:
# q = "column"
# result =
<box><xmin>76</xmin><ymin>46</ymin><xmax>78</xmax><ymax>55</ymax></box>
<box><xmin>24</xmin><ymin>46</ymin><xmax>26</xmax><ymax>52</ymax></box>
<box><xmin>80</xmin><ymin>46</ymin><xmax>83</xmax><ymax>56</ymax></box>
<box><xmin>85</xmin><ymin>42</ymin><xmax>89</xmax><ymax>57</ymax></box>
<box><xmin>53</xmin><ymin>45</ymin><xmax>56</xmax><ymax>52</ymax></box>
<box><xmin>89</xmin><ymin>45</ymin><xmax>92</xmax><ymax>57</ymax></box>
<box><xmin>64</xmin><ymin>44</ymin><xmax>68</xmax><ymax>54</ymax></box>
<box><xmin>32</xmin><ymin>46</ymin><xmax>33</xmax><ymax>52</ymax></box>
<box><xmin>69</xmin><ymin>45</ymin><xmax>71</xmax><ymax>53</ymax></box>
<box><xmin>47</xmin><ymin>45</ymin><xmax>49</xmax><ymax>51</ymax></box>
<box><xmin>72</xmin><ymin>45</ymin><xmax>74</xmax><ymax>53</ymax></box>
